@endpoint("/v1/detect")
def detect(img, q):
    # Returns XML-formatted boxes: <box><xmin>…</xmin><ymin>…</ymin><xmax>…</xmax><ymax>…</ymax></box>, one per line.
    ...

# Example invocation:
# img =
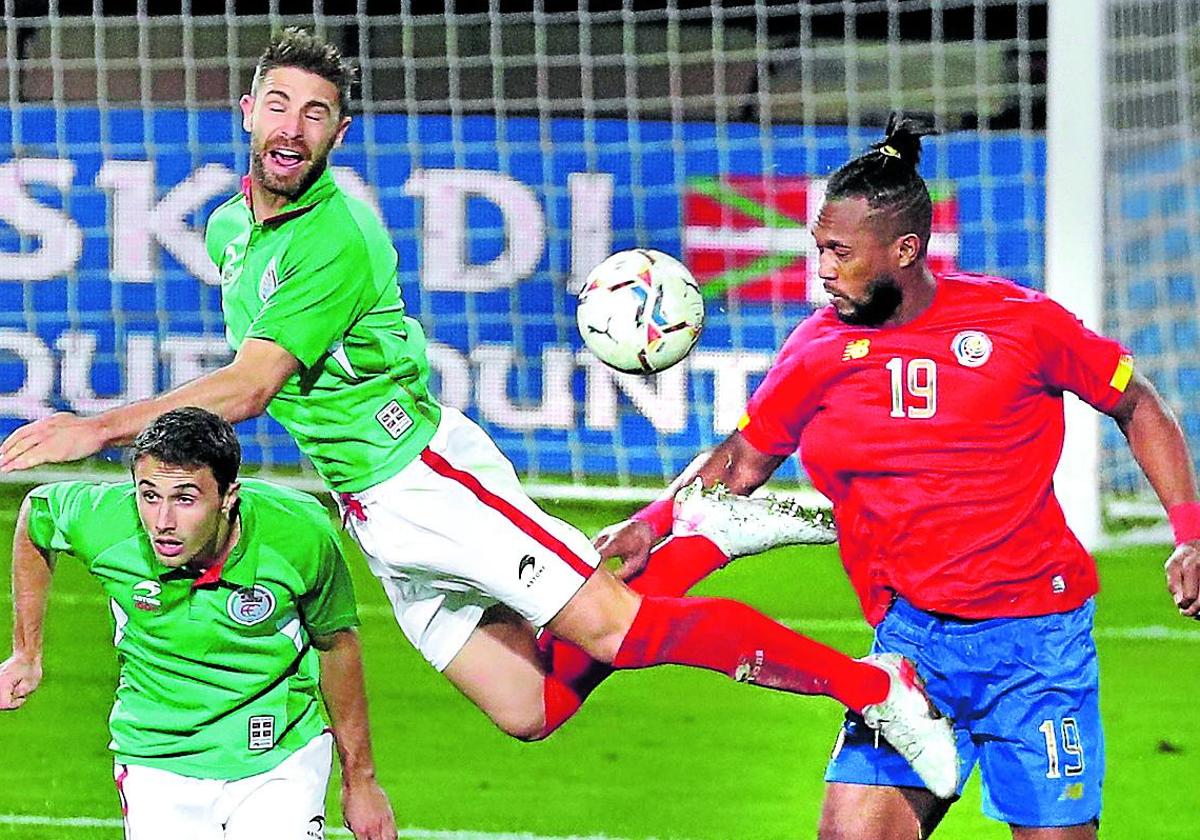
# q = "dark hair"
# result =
<box><xmin>826</xmin><ymin>112</ymin><xmax>939</xmax><ymax>254</ymax></box>
<box><xmin>131</xmin><ymin>407</ymin><xmax>241</xmax><ymax>495</ymax></box>
<box><xmin>253</xmin><ymin>27</ymin><xmax>356</xmax><ymax>117</ymax></box>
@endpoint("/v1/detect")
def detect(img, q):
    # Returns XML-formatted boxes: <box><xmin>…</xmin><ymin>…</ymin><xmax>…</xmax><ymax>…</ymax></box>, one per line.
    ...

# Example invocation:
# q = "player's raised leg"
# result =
<box><xmin>440</xmin><ymin>606</ymin><xmax>557</xmax><ymax>741</ymax></box>
<box><xmin>438</xmin><ymin>561</ymin><xmax>959</xmax><ymax>799</ymax></box>
<box><xmin>341</xmin><ymin>408</ymin><xmax>957</xmax><ymax>796</ymax></box>
<box><xmin>538</xmin><ymin>478</ymin><xmax>839</xmax><ymax>720</ymax></box>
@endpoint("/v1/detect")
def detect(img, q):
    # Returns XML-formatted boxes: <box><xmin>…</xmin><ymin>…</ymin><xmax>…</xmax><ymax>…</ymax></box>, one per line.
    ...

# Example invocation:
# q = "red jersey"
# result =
<box><xmin>740</xmin><ymin>273</ymin><xmax>1133</xmax><ymax>623</ymax></box>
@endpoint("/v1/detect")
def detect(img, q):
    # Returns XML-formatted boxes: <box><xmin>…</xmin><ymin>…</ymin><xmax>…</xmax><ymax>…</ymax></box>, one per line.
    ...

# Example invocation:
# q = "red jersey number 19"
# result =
<box><xmin>886</xmin><ymin>357</ymin><xmax>938</xmax><ymax>419</ymax></box>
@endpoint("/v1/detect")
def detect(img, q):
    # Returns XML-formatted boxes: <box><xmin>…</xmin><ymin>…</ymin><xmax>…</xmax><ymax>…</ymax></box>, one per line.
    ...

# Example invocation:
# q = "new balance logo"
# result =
<box><xmin>842</xmin><ymin>338</ymin><xmax>871</xmax><ymax>361</ymax></box>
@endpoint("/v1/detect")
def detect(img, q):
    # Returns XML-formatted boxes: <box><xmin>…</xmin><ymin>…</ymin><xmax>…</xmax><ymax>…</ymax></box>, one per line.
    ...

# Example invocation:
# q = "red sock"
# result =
<box><xmin>541</xmin><ymin>534</ymin><xmax>729</xmax><ymax>688</ymax></box>
<box><xmin>537</xmin><ymin>675</ymin><xmax>583</xmax><ymax>740</ymax></box>
<box><xmin>611</xmin><ymin>595</ymin><xmax>890</xmax><ymax>713</ymax></box>
<box><xmin>535</xmin><ymin>535</ymin><xmax>733</xmax><ymax>735</ymax></box>
<box><xmin>625</xmin><ymin>534</ymin><xmax>731</xmax><ymax>596</ymax></box>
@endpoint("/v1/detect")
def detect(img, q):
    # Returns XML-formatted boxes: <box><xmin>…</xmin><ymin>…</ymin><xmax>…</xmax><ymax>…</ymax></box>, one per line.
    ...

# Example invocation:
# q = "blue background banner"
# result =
<box><xmin>0</xmin><ymin>108</ymin><xmax>1046</xmax><ymax>482</ymax></box>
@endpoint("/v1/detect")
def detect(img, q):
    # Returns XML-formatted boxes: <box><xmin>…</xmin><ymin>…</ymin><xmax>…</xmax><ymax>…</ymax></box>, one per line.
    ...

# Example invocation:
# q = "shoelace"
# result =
<box><xmin>766</xmin><ymin>495</ymin><xmax>833</xmax><ymax>526</ymax></box>
<box><xmin>696</xmin><ymin>482</ymin><xmax>834</xmax><ymax>529</ymax></box>
<box><xmin>872</xmin><ymin>708</ymin><xmax>926</xmax><ymax>756</ymax></box>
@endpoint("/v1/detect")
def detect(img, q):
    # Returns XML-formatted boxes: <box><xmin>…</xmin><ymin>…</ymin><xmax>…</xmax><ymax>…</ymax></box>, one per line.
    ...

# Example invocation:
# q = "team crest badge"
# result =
<box><xmin>258</xmin><ymin>258</ymin><xmax>279</xmax><ymax>301</ymax></box>
<box><xmin>842</xmin><ymin>338</ymin><xmax>871</xmax><ymax>361</ymax></box>
<box><xmin>951</xmin><ymin>330</ymin><xmax>992</xmax><ymax>367</ymax></box>
<box><xmin>227</xmin><ymin>585</ymin><xmax>276</xmax><ymax>626</ymax></box>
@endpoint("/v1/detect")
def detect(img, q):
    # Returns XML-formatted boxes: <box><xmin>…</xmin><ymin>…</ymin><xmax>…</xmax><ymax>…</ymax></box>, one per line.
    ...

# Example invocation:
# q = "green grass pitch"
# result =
<box><xmin>0</xmin><ymin>484</ymin><xmax>1196</xmax><ymax>839</ymax></box>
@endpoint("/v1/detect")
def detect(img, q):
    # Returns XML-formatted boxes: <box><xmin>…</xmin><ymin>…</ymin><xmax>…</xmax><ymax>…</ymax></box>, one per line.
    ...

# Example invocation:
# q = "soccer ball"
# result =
<box><xmin>576</xmin><ymin>249</ymin><xmax>705</xmax><ymax>374</ymax></box>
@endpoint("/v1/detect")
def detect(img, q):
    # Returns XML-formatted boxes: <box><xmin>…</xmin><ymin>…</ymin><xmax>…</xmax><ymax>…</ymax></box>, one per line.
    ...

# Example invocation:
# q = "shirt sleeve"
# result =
<box><xmin>298</xmin><ymin>524</ymin><xmax>360</xmax><ymax>637</ymax></box>
<box><xmin>1030</xmin><ymin>293</ymin><xmax>1133</xmax><ymax>412</ymax></box>
<box><xmin>738</xmin><ymin>317</ymin><xmax>826</xmax><ymax>456</ymax></box>
<box><xmin>25</xmin><ymin>482</ymin><xmax>99</xmax><ymax>560</ymax></box>
<box><xmin>247</xmin><ymin>229</ymin><xmax>374</xmax><ymax>368</ymax></box>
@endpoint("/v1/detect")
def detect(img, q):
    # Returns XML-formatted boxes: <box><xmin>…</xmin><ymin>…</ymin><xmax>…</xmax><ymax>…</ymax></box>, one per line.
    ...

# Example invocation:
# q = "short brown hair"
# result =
<box><xmin>131</xmin><ymin>407</ymin><xmax>241</xmax><ymax>495</ymax></box>
<box><xmin>253</xmin><ymin>27</ymin><xmax>356</xmax><ymax>117</ymax></box>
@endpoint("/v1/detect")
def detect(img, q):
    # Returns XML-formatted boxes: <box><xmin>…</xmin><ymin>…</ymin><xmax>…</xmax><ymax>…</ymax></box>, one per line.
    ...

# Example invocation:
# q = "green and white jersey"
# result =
<box><xmin>206</xmin><ymin>169</ymin><xmax>441</xmax><ymax>492</ymax></box>
<box><xmin>26</xmin><ymin>478</ymin><xmax>359</xmax><ymax>781</ymax></box>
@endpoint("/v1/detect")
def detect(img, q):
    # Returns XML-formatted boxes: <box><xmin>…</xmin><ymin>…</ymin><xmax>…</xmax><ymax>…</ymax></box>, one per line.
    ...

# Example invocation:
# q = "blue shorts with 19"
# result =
<box><xmin>825</xmin><ymin>597</ymin><xmax>1103</xmax><ymax>827</ymax></box>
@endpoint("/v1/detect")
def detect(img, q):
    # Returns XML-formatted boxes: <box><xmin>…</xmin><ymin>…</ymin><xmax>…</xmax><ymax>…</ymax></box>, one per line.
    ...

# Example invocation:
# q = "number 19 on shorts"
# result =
<box><xmin>1039</xmin><ymin>717</ymin><xmax>1085</xmax><ymax>778</ymax></box>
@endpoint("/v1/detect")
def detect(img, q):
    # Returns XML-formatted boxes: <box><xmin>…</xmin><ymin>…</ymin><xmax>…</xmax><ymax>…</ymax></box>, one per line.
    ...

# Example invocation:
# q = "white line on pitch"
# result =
<box><xmin>0</xmin><ymin>814</ymin><xmax>665</xmax><ymax>840</ymax></box>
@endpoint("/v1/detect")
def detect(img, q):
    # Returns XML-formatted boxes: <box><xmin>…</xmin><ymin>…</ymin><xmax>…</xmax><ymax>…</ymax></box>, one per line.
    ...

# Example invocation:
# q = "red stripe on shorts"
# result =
<box><xmin>420</xmin><ymin>448</ymin><xmax>596</xmax><ymax>578</ymax></box>
<box><xmin>114</xmin><ymin>764</ymin><xmax>129</xmax><ymax>817</ymax></box>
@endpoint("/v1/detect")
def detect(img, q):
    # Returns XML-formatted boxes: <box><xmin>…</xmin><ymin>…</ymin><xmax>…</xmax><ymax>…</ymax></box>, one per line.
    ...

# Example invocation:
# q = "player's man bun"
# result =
<box><xmin>825</xmin><ymin>110</ymin><xmax>939</xmax><ymax>255</ymax></box>
<box><xmin>869</xmin><ymin>111</ymin><xmax>939</xmax><ymax>168</ymax></box>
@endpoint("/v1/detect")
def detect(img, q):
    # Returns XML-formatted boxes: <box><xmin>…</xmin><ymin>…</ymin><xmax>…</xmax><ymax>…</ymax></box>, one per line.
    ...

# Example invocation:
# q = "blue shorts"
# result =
<box><xmin>825</xmin><ymin>597</ymin><xmax>1104</xmax><ymax>827</ymax></box>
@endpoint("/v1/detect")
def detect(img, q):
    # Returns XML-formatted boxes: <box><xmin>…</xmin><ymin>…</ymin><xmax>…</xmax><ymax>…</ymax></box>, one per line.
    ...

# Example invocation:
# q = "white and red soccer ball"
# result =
<box><xmin>576</xmin><ymin>249</ymin><xmax>705</xmax><ymax>374</ymax></box>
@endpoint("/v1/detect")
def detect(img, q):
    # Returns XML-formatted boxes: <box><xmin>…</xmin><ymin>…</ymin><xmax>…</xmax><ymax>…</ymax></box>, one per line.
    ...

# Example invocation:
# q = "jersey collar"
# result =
<box><xmin>153</xmin><ymin>497</ymin><xmax>259</xmax><ymax>589</ymax></box>
<box><xmin>192</xmin><ymin>498</ymin><xmax>259</xmax><ymax>589</ymax></box>
<box><xmin>240</xmin><ymin>166</ymin><xmax>338</xmax><ymax>227</ymax></box>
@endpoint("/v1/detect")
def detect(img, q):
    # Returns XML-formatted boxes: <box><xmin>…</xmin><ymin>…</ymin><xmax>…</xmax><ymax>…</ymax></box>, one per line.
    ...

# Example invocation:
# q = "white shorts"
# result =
<box><xmin>335</xmin><ymin>406</ymin><xmax>601</xmax><ymax>671</ymax></box>
<box><xmin>115</xmin><ymin>731</ymin><xmax>332</xmax><ymax>840</ymax></box>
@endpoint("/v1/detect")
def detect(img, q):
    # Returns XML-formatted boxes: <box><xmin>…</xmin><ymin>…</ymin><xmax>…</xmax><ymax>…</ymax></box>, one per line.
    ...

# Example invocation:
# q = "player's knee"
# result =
<box><xmin>504</xmin><ymin>718</ymin><xmax>549</xmax><ymax>742</ymax></box>
<box><xmin>492</xmin><ymin>708</ymin><xmax>548</xmax><ymax>742</ymax></box>
<box><xmin>546</xmin><ymin>572</ymin><xmax>640</xmax><ymax>665</ymax></box>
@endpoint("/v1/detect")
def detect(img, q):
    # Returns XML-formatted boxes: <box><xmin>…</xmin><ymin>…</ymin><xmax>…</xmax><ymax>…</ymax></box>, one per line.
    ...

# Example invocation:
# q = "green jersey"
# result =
<box><xmin>26</xmin><ymin>478</ymin><xmax>359</xmax><ymax>780</ymax></box>
<box><xmin>206</xmin><ymin>169</ymin><xmax>441</xmax><ymax>492</ymax></box>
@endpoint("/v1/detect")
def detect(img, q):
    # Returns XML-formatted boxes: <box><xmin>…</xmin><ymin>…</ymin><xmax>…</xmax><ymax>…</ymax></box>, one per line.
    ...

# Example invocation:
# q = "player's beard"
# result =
<box><xmin>834</xmin><ymin>274</ymin><xmax>903</xmax><ymax>326</ymax></box>
<box><xmin>249</xmin><ymin>134</ymin><xmax>333</xmax><ymax>201</ymax></box>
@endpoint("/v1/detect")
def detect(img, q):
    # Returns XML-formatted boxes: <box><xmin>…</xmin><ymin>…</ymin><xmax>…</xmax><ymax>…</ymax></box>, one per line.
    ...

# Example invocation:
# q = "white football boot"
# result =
<box><xmin>859</xmin><ymin>652</ymin><xmax>960</xmax><ymax>799</ymax></box>
<box><xmin>671</xmin><ymin>478</ymin><xmax>837</xmax><ymax>557</ymax></box>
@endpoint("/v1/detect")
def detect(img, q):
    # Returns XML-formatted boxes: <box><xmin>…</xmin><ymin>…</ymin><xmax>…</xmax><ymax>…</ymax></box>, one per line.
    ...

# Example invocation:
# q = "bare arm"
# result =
<box><xmin>313</xmin><ymin>629</ymin><xmax>396</xmax><ymax>840</ymax></box>
<box><xmin>0</xmin><ymin>339</ymin><xmax>299</xmax><ymax>472</ymax></box>
<box><xmin>689</xmin><ymin>431</ymin><xmax>788</xmax><ymax>496</ymax></box>
<box><xmin>596</xmin><ymin>431</ymin><xmax>787</xmax><ymax>579</ymax></box>
<box><xmin>1107</xmin><ymin>372</ymin><xmax>1200</xmax><ymax>616</ymax></box>
<box><xmin>0</xmin><ymin>497</ymin><xmax>54</xmax><ymax>709</ymax></box>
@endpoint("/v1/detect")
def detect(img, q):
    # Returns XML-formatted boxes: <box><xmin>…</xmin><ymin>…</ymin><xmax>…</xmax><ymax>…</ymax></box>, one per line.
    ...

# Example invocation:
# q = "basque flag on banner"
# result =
<box><xmin>683</xmin><ymin>175</ymin><xmax>959</xmax><ymax>304</ymax></box>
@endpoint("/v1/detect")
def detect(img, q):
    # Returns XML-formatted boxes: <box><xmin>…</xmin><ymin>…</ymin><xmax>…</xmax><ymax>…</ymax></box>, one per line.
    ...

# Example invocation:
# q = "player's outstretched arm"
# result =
<box><xmin>0</xmin><ymin>497</ymin><xmax>54</xmax><ymax>710</ymax></box>
<box><xmin>597</xmin><ymin>432</ymin><xmax>785</xmax><ymax>580</ymax></box>
<box><xmin>313</xmin><ymin>629</ymin><xmax>397</xmax><ymax>840</ymax></box>
<box><xmin>1108</xmin><ymin>372</ymin><xmax>1200</xmax><ymax>617</ymax></box>
<box><xmin>0</xmin><ymin>339</ymin><xmax>299</xmax><ymax>473</ymax></box>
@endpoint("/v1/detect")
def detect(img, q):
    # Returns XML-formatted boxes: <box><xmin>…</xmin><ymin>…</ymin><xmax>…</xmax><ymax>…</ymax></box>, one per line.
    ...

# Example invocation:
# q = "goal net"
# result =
<box><xmin>0</xmin><ymin>1</ymin><xmax>1192</xmax><ymax>525</ymax></box>
<box><xmin>1103</xmin><ymin>0</ymin><xmax>1200</xmax><ymax>523</ymax></box>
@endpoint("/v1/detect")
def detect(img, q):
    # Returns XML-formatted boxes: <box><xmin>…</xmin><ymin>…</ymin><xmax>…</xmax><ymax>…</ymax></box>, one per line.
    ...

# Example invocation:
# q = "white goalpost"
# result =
<box><xmin>1046</xmin><ymin>0</ymin><xmax>1106</xmax><ymax>549</ymax></box>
